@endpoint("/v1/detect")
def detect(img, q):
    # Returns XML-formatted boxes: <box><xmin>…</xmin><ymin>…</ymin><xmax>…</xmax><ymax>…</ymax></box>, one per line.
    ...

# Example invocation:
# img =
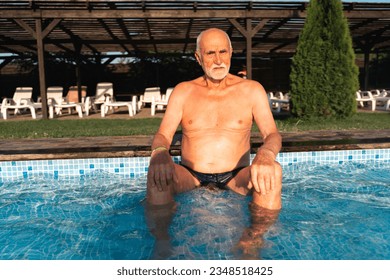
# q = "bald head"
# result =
<box><xmin>194</xmin><ymin>28</ymin><xmax>233</xmax><ymax>81</ymax></box>
<box><xmin>196</xmin><ymin>28</ymin><xmax>232</xmax><ymax>54</ymax></box>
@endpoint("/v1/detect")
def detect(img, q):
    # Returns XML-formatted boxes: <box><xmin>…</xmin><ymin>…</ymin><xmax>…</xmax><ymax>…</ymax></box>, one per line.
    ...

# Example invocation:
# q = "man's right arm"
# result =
<box><xmin>147</xmin><ymin>85</ymin><xmax>185</xmax><ymax>191</ymax></box>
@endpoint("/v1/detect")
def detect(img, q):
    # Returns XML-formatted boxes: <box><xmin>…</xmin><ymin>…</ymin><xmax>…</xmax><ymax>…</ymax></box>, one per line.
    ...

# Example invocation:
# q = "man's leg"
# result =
<box><xmin>228</xmin><ymin>162</ymin><xmax>282</xmax><ymax>259</ymax></box>
<box><xmin>146</xmin><ymin>163</ymin><xmax>200</xmax><ymax>205</ymax></box>
<box><xmin>252</xmin><ymin>161</ymin><xmax>282</xmax><ymax>210</ymax></box>
<box><xmin>145</xmin><ymin>163</ymin><xmax>199</xmax><ymax>259</ymax></box>
<box><xmin>227</xmin><ymin>161</ymin><xmax>282</xmax><ymax>210</ymax></box>
<box><xmin>235</xmin><ymin>202</ymin><xmax>281</xmax><ymax>259</ymax></box>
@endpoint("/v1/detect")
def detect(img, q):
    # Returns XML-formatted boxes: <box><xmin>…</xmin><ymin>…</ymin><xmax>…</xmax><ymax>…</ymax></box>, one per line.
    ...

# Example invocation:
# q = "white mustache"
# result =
<box><xmin>211</xmin><ymin>63</ymin><xmax>227</xmax><ymax>70</ymax></box>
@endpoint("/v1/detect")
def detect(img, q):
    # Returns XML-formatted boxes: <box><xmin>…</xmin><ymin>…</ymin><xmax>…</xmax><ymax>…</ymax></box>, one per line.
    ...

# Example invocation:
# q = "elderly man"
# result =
<box><xmin>147</xmin><ymin>28</ymin><xmax>282</xmax><ymax>210</ymax></box>
<box><xmin>146</xmin><ymin>27</ymin><xmax>283</xmax><ymax>259</ymax></box>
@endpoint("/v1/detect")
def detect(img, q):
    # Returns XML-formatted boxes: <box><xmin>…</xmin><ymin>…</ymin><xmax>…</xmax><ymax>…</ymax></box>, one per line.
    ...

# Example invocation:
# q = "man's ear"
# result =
<box><xmin>195</xmin><ymin>51</ymin><xmax>201</xmax><ymax>65</ymax></box>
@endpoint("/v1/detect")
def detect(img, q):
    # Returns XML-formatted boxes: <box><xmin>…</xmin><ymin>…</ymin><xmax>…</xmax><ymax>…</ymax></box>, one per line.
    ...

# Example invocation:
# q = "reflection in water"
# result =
<box><xmin>145</xmin><ymin>201</ymin><xmax>176</xmax><ymax>259</ymax></box>
<box><xmin>145</xmin><ymin>187</ymin><xmax>279</xmax><ymax>260</ymax></box>
<box><xmin>234</xmin><ymin>202</ymin><xmax>280</xmax><ymax>259</ymax></box>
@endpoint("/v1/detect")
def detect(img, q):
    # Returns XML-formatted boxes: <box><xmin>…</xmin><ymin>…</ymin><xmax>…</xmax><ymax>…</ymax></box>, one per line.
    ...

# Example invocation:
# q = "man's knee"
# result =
<box><xmin>274</xmin><ymin>161</ymin><xmax>282</xmax><ymax>176</ymax></box>
<box><xmin>146</xmin><ymin>179</ymin><xmax>174</xmax><ymax>206</ymax></box>
<box><xmin>274</xmin><ymin>161</ymin><xmax>282</xmax><ymax>189</ymax></box>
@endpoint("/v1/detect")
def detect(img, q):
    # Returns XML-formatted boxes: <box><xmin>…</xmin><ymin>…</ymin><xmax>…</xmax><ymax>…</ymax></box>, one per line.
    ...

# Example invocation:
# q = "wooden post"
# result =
<box><xmin>74</xmin><ymin>42</ymin><xmax>83</xmax><ymax>102</ymax></box>
<box><xmin>35</xmin><ymin>19</ymin><xmax>48</xmax><ymax>119</ymax></box>
<box><xmin>246</xmin><ymin>18</ymin><xmax>253</xmax><ymax>80</ymax></box>
<box><xmin>15</xmin><ymin>18</ymin><xmax>60</xmax><ymax>119</ymax></box>
<box><xmin>363</xmin><ymin>48</ymin><xmax>370</xmax><ymax>90</ymax></box>
<box><xmin>229</xmin><ymin>18</ymin><xmax>268</xmax><ymax>80</ymax></box>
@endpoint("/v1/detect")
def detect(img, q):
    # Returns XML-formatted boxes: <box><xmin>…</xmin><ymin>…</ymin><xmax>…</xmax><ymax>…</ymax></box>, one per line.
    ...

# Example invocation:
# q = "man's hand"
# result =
<box><xmin>147</xmin><ymin>150</ymin><xmax>179</xmax><ymax>192</ymax></box>
<box><xmin>249</xmin><ymin>148</ymin><xmax>276</xmax><ymax>195</ymax></box>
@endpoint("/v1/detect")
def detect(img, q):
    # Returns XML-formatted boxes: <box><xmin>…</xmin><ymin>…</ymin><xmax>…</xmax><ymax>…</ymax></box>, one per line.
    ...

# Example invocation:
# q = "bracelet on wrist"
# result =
<box><xmin>151</xmin><ymin>146</ymin><xmax>168</xmax><ymax>155</ymax></box>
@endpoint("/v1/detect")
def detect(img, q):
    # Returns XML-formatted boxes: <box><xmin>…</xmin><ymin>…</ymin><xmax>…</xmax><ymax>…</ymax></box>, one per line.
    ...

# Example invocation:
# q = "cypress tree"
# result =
<box><xmin>289</xmin><ymin>0</ymin><xmax>359</xmax><ymax>118</ymax></box>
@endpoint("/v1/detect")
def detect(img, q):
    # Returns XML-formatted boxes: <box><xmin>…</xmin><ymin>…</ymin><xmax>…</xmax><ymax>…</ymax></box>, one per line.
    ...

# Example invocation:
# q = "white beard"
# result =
<box><xmin>204</xmin><ymin>63</ymin><xmax>229</xmax><ymax>80</ymax></box>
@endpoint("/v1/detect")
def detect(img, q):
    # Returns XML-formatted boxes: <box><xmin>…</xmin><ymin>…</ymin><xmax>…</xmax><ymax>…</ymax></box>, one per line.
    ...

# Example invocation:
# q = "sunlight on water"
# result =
<box><xmin>0</xmin><ymin>161</ymin><xmax>389</xmax><ymax>260</ymax></box>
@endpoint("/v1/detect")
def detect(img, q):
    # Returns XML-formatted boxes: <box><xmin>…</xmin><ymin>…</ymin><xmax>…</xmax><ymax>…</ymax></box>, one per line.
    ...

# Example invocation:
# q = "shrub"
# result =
<box><xmin>289</xmin><ymin>0</ymin><xmax>359</xmax><ymax>118</ymax></box>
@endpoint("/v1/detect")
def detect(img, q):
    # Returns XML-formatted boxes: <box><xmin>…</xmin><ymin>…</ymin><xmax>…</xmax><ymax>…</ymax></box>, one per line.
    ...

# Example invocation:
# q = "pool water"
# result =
<box><xmin>0</xmin><ymin>160</ymin><xmax>389</xmax><ymax>260</ymax></box>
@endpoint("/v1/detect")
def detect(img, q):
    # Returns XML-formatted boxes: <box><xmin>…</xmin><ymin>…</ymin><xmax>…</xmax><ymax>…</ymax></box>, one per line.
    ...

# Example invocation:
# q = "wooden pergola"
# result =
<box><xmin>1</xmin><ymin>0</ymin><xmax>390</xmax><ymax>118</ymax></box>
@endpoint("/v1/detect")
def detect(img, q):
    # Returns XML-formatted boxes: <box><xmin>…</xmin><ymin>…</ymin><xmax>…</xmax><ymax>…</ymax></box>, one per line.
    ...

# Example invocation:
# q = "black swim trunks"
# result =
<box><xmin>181</xmin><ymin>164</ymin><xmax>246</xmax><ymax>190</ymax></box>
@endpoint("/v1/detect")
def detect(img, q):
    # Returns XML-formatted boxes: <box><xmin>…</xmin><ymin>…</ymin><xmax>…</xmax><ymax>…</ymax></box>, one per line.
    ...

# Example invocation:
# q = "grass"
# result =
<box><xmin>274</xmin><ymin>112</ymin><xmax>390</xmax><ymax>132</ymax></box>
<box><xmin>0</xmin><ymin>112</ymin><xmax>389</xmax><ymax>139</ymax></box>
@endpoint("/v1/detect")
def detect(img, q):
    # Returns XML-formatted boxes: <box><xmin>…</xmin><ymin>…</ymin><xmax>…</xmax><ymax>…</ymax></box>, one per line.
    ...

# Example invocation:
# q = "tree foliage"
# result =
<box><xmin>289</xmin><ymin>0</ymin><xmax>359</xmax><ymax>118</ymax></box>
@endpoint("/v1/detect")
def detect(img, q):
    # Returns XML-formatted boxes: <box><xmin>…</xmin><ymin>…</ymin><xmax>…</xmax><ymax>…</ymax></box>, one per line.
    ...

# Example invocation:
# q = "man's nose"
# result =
<box><xmin>213</xmin><ymin>53</ymin><xmax>222</xmax><ymax>64</ymax></box>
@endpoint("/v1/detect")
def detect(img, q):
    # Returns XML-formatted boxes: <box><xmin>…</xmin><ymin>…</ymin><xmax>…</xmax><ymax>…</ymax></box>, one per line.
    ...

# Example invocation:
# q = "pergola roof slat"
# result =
<box><xmin>0</xmin><ymin>0</ymin><xmax>389</xmax><ymax>59</ymax></box>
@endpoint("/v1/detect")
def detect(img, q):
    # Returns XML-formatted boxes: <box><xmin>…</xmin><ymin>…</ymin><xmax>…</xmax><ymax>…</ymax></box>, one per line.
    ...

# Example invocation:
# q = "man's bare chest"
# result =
<box><xmin>182</xmin><ymin>96</ymin><xmax>252</xmax><ymax>131</ymax></box>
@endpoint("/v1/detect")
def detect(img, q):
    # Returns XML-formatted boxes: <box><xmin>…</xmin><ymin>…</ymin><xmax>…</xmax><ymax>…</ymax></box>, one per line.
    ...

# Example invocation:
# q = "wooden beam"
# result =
<box><xmin>0</xmin><ymin>44</ymin><xmax>27</xmax><ymax>56</ymax></box>
<box><xmin>14</xmin><ymin>18</ymin><xmax>61</xmax><ymax>39</ymax></box>
<box><xmin>229</xmin><ymin>18</ymin><xmax>268</xmax><ymax>79</ymax></box>
<box><xmin>56</xmin><ymin>24</ymin><xmax>98</xmax><ymax>54</ymax></box>
<box><xmin>42</xmin><ymin>19</ymin><xmax>61</xmax><ymax>38</ymax></box>
<box><xmin>145</xmin><ymin>19</ymin><xmax>158</xmax><ymax>53</ymax></box>
<box><xmin>14</xmin><ymin>19</ymin><xmax>36</xmax><ymax>38</ymax></box>
<box><xmin>0</xmin><ymin>9</ymin><xmax>308</xmax><ymax>19</ymax></box>
<box><xmin>98</xmin><ymin>19</ymin><xmax>131</xmax><ymax>54</ymax></box>
<box><xmin>2</xmin><ymin>8</ymin><xmax>390</xmax><ymax>19</ymax></box>
<box><xmin>116</xmin><ymin>18</ymin><xmax>139</xmax><ymax>52</ymax></box>
<box><xmin>0</xmin><ymin>57</ymin><xmax>12</xmax><ymax>70</ymax></box>
<box><xmin>183</xmin><ymin>19</ymin><xmax>193</xmax><ymax>54</ymax></box>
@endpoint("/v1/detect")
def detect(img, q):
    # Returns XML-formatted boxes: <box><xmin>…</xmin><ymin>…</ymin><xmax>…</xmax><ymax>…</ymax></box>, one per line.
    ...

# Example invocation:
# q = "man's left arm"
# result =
<box><xmin>250</xmin><ymin>83</ymin><xmax>282</xmax><ymax>195</ymax></box>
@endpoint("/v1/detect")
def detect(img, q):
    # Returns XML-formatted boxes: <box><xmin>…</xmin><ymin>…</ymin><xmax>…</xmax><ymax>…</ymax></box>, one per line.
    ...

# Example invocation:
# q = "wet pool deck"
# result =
<box><xmin>1</xmin><ymin>108</ymin><xmax>389</xmax><ymax>161</ymax></box>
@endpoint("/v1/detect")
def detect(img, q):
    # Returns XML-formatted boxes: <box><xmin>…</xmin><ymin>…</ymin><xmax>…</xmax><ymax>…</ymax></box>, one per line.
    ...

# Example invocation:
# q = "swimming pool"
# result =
<box><xmin>0</xmin><ymin>149</ymin><xmax>389</xmax><ymax>260</ymax></box>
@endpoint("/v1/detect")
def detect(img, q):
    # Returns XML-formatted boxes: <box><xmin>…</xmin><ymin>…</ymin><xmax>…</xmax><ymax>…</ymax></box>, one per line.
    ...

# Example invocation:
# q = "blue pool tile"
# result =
<box><xmin>0</xmin><ymin>149</ymin><xmax>389</xmax><ymax>180</ymax></box>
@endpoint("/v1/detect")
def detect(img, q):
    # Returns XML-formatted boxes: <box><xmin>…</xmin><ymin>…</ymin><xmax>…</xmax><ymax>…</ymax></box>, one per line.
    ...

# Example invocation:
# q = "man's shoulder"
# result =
<box><xmin>174</xmin><ymin>77</ymin><xmax>203</xmax><ymax>91</ymax></box>
<box><xmin>230</xmin><ymin>76</ymin><xmax>265</xmax><ymax>92</ymax></box>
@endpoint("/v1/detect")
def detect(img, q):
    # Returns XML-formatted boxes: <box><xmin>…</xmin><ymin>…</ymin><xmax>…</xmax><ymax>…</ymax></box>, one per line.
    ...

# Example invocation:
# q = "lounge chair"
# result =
<box><xmin>137</xmin><ymin>87</ymin><xmax>161</xmax><ymax>111</ymax></box>
<box><xmin>268</xmin><ymin>91</ymin><xmax>290</xmax><ymax>113</ymax></box>
<box><xmin>356</xmin><ymin>90</ymin><xmax>376</xmax><ymax>111</ymax></box>
<box><xmin>151</xmin><ymin>87</ymin><xmax>174</xmax><ymax>115</ymax></box>
<box><xmin>1</xmin><ymin>87</ymin><xmax>41</xmax><ymax>119</ymax></box>
<box><xmin>84</xmin><ymin>82</ymin><xmax>114</xmax><ymax>116</ymax></box>
<box><xmin>100</xmin><ymin>95</ymin><xmax>138</xmax><ymax>117</ymax></box>
<box><xmin>375</xmin><ymin>97</ymin><xmax>390</xmax><ymax>111</ymax></box>
<box><xmin>47</xmin><ymin>86</ymin><xmax>83</xmax><ymax>118</ymax></box>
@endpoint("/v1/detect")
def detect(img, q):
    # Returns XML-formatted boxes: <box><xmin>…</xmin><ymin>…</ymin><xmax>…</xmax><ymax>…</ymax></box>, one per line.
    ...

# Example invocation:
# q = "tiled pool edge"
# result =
<box><xmin>0</xmin><ymin>148</ymin><xmax>389</xmax><ymax>181</ymax></box>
